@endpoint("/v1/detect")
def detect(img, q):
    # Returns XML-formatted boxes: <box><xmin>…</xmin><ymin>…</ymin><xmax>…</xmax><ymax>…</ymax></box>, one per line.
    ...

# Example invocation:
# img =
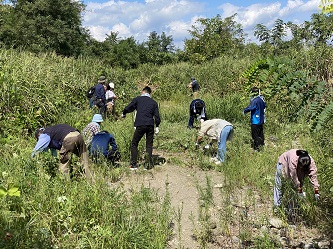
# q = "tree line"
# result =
<box><xmin>0</xmin><ymin>0</ymin><xmax>333</xmax><ymax>69</ymax></box>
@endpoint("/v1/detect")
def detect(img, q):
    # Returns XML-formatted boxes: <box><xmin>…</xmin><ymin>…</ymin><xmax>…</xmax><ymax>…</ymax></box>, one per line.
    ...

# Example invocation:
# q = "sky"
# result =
<box><xmin>81</xmin><ymin>0</ymin><xmax>321</xmax><ymax>49</ymax></box>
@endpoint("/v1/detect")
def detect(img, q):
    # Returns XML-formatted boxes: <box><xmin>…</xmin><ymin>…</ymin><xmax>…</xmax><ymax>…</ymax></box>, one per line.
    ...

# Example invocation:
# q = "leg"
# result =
<box><xmin>59</xmin><ymin>135</ymin><xmax>75</xmax><ymax>180</ymax></box>
<box><xmin>217</xmin><ymin>125</ymin><xmax>233</xmax><ymax>162</ymax></box>
<box><xmin>251</xmin><ymin>124</ymin><xmax>264</xmax><ymax>151</ymax></box>
<box><xmin>188</xmin><ymin>115</ymin><xmax>195</xmax><ymax>128</ymax></box>
<box><xmin>273</xmin><ymin>163</ymin><xmax>283</xmax><ymax>207</ymax></box>
<box><xmin>258</xmin><ymin>124</ymin><xmax>265</xmax><ymax>147</ymax></box>
<box><xmin>64</xmin><ymin>132</ymin><xmax>94</xmax><ymax>181</ymax></box>
<box><xmin>145</xmin><ymin>126</ymin><xmax>155</xmax><ymax>168</ymax></box>
<box><xmin>130</xmin><ymin>126</ymin><xmax>146</xmax><ymax>166</ymax></box>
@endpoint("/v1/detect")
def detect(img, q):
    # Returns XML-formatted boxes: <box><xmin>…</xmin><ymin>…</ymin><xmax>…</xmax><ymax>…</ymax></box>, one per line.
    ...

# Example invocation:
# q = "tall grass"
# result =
<box><xmin>0</xmin><ymin>47</ymin><xmax>332</xmax><ymax>247</ymax></box>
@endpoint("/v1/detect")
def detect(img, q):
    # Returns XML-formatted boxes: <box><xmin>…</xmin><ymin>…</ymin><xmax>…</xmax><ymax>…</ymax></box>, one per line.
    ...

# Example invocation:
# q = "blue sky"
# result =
<box><xmin>81</xmin><ymin>0</ymin><xmax>321</xmax><ymax>48</ymax></box>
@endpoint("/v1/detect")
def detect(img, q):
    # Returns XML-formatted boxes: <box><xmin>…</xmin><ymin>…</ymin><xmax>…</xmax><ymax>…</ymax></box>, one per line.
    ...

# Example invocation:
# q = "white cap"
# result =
<box><xmin>109</xmin><ymin>82</ymin><xmax>115</xmax><ymax>89</ymax></box>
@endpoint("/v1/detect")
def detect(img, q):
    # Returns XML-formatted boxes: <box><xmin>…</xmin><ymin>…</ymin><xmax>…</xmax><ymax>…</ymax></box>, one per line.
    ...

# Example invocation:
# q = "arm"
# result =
<box><xmin>31</xmin><ymin>134</ymin><xmax>51</xmax><ymax>158</ymax></box>
<box><xmin>154</xmin><ymin>103</ymin><xmax>161</xmax><ymax>127</ymax></box>
<box><xmin>308</xmin><ymin>160</ymin><xmax>319</xmax><ymax>190</ymax></box>
<box><xmin>196</xmin><ymin>135</ymin><xmax>204</xmax><ymax>144</ymax></box>
<box><xmin>108</xmin><ymin>135</ymin><xmax>118</xmax><ymax>151</ymax></box>
<box><xmin>243</xmin><ymin>100</ymin><xmax>256</xmax><ymax>114</ymax></box>
<box><xmin>123</xmin><ymin>98</ymin><xmax>137</xmax><ymax>115</ymax></box>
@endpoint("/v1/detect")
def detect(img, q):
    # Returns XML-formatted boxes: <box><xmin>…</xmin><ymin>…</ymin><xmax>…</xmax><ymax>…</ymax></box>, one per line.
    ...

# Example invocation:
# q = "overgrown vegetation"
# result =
<box><xmin>0</xmin><ymin>3</ymin><xmax>333</xmax><ymax>247</ymax></box>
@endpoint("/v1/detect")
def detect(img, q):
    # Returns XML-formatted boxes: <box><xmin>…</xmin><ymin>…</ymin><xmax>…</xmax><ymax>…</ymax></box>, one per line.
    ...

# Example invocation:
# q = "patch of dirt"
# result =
<box><xmin>110</xmin><ymin>150</ymin><xmax>332</xmax><ymax>249</ymax></box>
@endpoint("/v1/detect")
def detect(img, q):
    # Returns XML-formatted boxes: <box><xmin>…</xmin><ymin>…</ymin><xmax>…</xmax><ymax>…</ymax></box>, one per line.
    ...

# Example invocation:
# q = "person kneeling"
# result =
<box><xmin>89</xmin><ymin>130</ymin><xmax>121</xmax><ymax>166</ymax></box>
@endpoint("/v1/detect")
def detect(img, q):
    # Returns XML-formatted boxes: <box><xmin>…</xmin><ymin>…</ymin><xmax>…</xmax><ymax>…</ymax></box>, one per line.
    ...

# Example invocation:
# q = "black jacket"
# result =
<box><xmin>123</xmin><ymin>95</ymin><xmax>160</xmax><ymax>127</ymax></box>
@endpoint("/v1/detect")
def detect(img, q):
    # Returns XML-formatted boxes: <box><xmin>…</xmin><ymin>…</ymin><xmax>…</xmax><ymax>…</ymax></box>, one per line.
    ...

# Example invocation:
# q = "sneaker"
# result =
<box><xmin>129</xmin><ymin>164</ymin><xmax>138</xmax><ymax>170</ymax></box>
<box><xmin>209</xmin><ymin>157</ymin><xmax>219</xmax><ymax>163</ymax></box>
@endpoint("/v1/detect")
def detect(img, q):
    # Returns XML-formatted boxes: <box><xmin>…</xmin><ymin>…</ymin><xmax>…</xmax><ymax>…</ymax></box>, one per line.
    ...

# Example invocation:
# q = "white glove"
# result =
<box><xmin>314</xmin><ymin>193</ymin><xmax>320</xmax><ymax>201</ymax></box>
<box><xmin>298</xmin><ymin>192</ymin><xmax>306</xmax><ymax>198</ymax></box>
<box><xmin>121</xmin><ymin>114</ymin><xmax>126</xmax><ymax>118</ymax></box>
<box><xmin>155</xmin><ymin>127</ymin><xmax>159</xmax><ymax>134</ymax></box>
<box><xmin>204</xmin><ymin>144</ymin><xmax>210</xmax><ymax>149</ymax></box>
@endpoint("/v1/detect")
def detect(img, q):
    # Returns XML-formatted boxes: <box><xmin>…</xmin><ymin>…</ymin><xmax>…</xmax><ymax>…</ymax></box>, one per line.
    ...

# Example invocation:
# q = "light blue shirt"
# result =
<box><xmin>31</xmin><ymin>134</ymin><xmax>57</xmax><ymax>158</ymax></box>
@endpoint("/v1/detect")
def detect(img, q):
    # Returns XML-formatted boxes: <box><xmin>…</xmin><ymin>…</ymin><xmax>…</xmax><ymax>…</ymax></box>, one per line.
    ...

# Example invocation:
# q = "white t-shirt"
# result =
<box><xmin>198</xmin><ymin>119</ymin><xmax>232</xmax><ymax>142</ymax></box>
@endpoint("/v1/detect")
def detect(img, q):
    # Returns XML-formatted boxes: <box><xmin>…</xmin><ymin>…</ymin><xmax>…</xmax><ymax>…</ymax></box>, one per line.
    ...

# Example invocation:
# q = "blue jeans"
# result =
<box><xmin>273</xmin><ymin>163</ymin><xmax>283</xmax><ymax>207</ymax></box>
<box><xmin>217</xmin><ymin>125</ymin><xmax>233</xmax><ymax>162</ymax></box>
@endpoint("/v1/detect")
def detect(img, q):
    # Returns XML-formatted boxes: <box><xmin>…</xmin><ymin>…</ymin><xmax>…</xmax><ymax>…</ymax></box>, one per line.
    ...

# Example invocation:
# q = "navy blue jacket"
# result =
<box><xmin>243</xmin><ymin>95</ymin><xmax>266</xmax><ymax>125</ymax></box>
<box><xmin>43</xmin><ymin>124</ymin><xmax>77</xmax><ymax>150</ymax></box>
<box><xmin>123</xmin><ymin>95</ymin><xmax>160</xmax><ymax>127</ymax></box>
<box><xmin>90</xmin><ymin>132</ymin><xmax>117</xmax><ymax>156</ymax></box>
<box><xmin>94</xmin><ymin>83</ymin><xmax>106</xmax><ymax>102</ymax></box>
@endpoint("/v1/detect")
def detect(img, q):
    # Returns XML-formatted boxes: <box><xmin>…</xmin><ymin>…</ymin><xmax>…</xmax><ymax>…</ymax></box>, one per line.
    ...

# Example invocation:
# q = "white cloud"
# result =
<box><xmin>83</xmin><ymin>0</ymin><xmax>321</xmax><ymax>47</ymax></box>
<box><xmin>83</xmin><ymin>0</ymin><xmax>204</xmax><ymax>45</ymax></box>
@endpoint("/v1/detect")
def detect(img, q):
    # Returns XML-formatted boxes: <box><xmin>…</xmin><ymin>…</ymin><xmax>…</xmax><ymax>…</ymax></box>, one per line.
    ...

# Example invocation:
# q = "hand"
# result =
<box><xmin>155</xmin><ymin>127</ymin><xmax>159</xmax><ymax>134</ymax></box>
<box><xmin>298</xmin><ymin>192</ymin><xmax>306</xmax><ymax>198</ymax></box>
<box><xmin>314</xmin><ymin>193</ymin><xmax>320</xmax><ymax>201</ymax></box>
<box><xmin>121</xmin><ymin>114</ymin><xmax>126</xmax><ymax>118</ymax></box>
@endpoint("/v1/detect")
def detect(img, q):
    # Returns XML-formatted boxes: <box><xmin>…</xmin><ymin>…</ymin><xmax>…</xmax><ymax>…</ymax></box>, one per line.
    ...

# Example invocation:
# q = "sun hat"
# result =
<box><xmin>98</xmin><ymin>76</ymin><xmax>106</xmax><ymax>83</ymax></box>
<box><xmin>109</xmin><ymin>82</ymin><xmax>115</xmax><ymax>89</ymax></box>
<box><xmin>92</xmin><ymin>114</ymin><xmax>103</xmax><ymax>123</ymax></box>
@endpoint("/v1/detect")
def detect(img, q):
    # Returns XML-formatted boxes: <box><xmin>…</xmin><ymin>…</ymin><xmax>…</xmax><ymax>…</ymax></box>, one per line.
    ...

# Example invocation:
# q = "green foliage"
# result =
<box><xmin>185</xmin><ymin>14</ymin><xmax>245</xmax><ymax>63</ymax></box>
<box><xmin>0</xmin><ymin>0</ymin><xmax>88</xmax><ymax>56</ymax></box>
<box><xmin>0</xmin><ymin>44</ymin><xmax>333</xmax><ymax>247</ymax></box>
<box><xmin>319</xmin><ymin>0</ymin><xmax>333</xmax><ymax>13</ymax></box>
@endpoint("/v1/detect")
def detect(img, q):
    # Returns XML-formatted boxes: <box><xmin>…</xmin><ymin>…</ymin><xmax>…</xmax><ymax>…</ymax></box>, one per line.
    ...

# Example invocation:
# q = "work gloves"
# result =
<box><xmin>314</xmin><ymin>189</ymin><xmax>320</xmax><ymax>201</ymax></box>
<box><xmin>298</xmin><ymin>188</ymin><xmax>320</xmax><ymax>201</ymax></box>
<box><xmin>155</xmin><ymin>127</ymin><xmax>159</xmax><ymax>135</ymax></box>
<box><xmin>121</xmin><ymin>114</ymin><xmax>126</xmax><ymax>118</ymax></box>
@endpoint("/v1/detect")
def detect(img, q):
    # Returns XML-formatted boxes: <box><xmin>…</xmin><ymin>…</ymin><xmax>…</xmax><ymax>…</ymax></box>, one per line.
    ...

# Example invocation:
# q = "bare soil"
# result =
<box><xmin>111</xmin><ymin>150</ymin><xmax>332</xmax><ymax>249</ymax></box>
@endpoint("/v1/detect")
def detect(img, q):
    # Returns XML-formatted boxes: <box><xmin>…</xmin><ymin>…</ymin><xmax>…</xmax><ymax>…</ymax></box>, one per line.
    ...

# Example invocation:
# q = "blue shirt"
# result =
<box><xmin>31</xmin><ymin>134</ymin><xmax>57</xmax><ymax>157</ymax></box>
<box><xmin>95</xmin><ymin>83</ymin><xmax>106</xmax><ymax>102</ymax></box>
<box><xmin>90</xmin><ymin>132</ymin><xmax>118</xmax><ymax>156</ymax></box>
<box><xmin>243</xmin><ymin>95</ymin><xmax>266</xmax><ymax>125</ymax></box>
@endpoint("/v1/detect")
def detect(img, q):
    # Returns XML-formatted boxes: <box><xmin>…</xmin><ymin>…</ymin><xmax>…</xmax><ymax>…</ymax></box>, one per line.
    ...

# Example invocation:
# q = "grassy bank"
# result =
<box><xmin>0</xmin><ymin>48</ymin><xmax>332</xmax><ymax>248</ymax></box>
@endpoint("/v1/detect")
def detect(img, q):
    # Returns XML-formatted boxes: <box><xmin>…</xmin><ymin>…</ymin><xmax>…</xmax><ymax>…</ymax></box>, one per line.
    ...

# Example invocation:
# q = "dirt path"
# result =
<box><xmin>111</xmin><ymin>151</ymin><xmax>226</xmax><ymax>249</ymax></box>
<box><xmin>109</xmin><ymin>151</ymin><xmax>331</xmax><ymax>249</ymax></box>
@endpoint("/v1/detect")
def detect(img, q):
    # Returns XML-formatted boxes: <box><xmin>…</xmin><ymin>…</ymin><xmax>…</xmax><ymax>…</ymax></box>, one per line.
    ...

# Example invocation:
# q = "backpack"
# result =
<box><xmin>86</xmin><ymin>86</ymin><xmax>95</xmax><ymax>98</ymax></box>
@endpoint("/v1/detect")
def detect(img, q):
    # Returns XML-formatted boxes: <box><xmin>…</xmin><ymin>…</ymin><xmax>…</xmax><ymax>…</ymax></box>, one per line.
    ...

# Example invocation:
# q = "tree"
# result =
<box><xmin>319</xmin><ymin>0</ymin><xmax>333</xmax><ymax>14</ymax></box>
<box><xmin>142</xmin><ymin>31</ymin><xmax>175</xmax><ymax>65</ymax></box>
<box><xmin>0</xmin><ymin>0</ymin><xmax>89</xmax><ymax>56</ymax></box>
<box><xmin>184</xmin><ymin>14</ymin><xmax>245</xmax><ymax>63</ymax></box>
<box><xmin>254</xmin><ymin>19</ymin><xmax>286</xmax><ymax>49</ymax></box>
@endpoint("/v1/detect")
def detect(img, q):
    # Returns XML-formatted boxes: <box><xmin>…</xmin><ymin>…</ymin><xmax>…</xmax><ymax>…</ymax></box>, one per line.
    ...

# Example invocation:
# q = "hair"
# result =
<box><xmin>195</xmin><ymin>101</ymin><xmax>204</xmax><ymax>109</ymax></box>
<box><xmin>296</xmin><ymin>150</ymin><xmax>311</xmax><ymax>169</ymax></box>
<box><xmin>251</xmin><ymin>87</ymin><xmax>260</xmax><ymax>94</ymax></box>
<box><xmin>35</xmin><ymin>127</ymin><xmax>45</xmax><ymax>140</ymax></box>
<box><xmin>142</xmin><ymin>86</ymin><xmax>152</xmax><ymax>94</ymax></box>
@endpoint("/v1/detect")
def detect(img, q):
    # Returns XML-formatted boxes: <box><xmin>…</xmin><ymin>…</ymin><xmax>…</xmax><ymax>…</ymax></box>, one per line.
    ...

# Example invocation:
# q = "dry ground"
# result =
<box><xmin>110</xmin><ymin>150</ymin><xmax>331</xmax><ymax>249</ymax></box>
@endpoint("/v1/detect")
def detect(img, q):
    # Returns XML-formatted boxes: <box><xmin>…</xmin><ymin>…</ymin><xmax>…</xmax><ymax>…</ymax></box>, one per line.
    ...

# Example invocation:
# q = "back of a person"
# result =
<box><xmin>134</xmin><ymin>96</ymin><xmax>158</xmax><ymax>127</ymax></box>
<box><xmin>90</xmin><ymin>132</ymin><xmax>110</xmax><ymax>156</ymax></box>
<box><xmin>44</xmin><ymin>124</ymin><xmax>75</xmax><ymax>145</ymax></box>
<box><xmin>251</xmin><ymin>96</ymin><xmax>266</xmax><ymax>125</ymax></box>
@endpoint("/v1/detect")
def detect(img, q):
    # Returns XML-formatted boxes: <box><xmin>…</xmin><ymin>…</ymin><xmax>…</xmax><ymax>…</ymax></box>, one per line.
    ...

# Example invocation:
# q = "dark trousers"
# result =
<box><xmin>131</xmin><ymin>125</ymin><xmax>154</xmax><ymax>166</ymax></box>
<box><xmin>94</xmin><ymin>99</ymin><xmax>106</xmax><ymax>116</ymax></box>
<box><xmin>188</xmin><ymin>115</ymin><xmax>196</xmax><ymax>128</ymax></box>
<box><xmin>251</xmin><ymin>124</ymin><xmax>264</xmax><ymax>151</ymax></box>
